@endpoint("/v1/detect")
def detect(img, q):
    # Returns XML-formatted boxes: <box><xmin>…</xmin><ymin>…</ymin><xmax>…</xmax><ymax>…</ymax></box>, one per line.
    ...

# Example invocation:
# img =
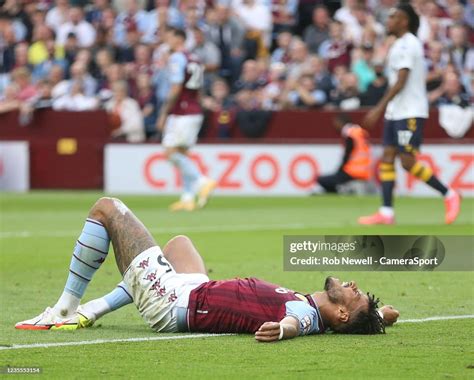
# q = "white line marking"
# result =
<box><xmin>1</xmin><ymin>315</ymin><xmax>473</xmax><ymax>351</ymax></box>
<box><xmin>397</xmin><ymin>314</ymin><xmax>474</xmax><ymax>323</ymax></box>
<box><xmin>0</xmin><ymin>223</ymin><xmax>329</xmax><ymax>239</ymax></box>
<box><xmin>0</xmin><ymin>333</ymin><xmax>234</xmax><ymax>351</ymax></box>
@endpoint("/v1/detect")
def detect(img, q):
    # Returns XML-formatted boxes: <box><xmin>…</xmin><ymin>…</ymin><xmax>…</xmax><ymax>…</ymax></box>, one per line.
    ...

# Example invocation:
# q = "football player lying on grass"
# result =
<box><xmin>16</xmin><ymin>198</ymin><xmax>399</xmax><ymax>341</ymax></box>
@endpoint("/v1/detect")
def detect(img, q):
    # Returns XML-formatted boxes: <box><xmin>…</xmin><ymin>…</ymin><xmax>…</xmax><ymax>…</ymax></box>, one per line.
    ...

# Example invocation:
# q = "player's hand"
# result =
<box><xmin>255</xmin><ymin>321</ymin><xmax>281</xmax><ymax>342</ymax></box>
<box><xmin>363</xmin><ymin>107</ymin><xmax>382</xmax><ymax>130</ymax></box>
<box><xmin>379</xmin><ymin>305</ymin><xmax>400</xmax><ymax>326</ymax></box>
<box><xmin>156</xmin><ymin>114</ymin><xmax>166</xmax><ymax>131</ymax></box>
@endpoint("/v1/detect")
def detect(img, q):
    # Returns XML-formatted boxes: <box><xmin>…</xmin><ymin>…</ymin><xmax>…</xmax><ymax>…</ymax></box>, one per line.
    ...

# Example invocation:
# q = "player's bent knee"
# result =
<box><xmin>88</xmin><ymin>197</ymin><xmax>123</xmax><ymax>223</ymax></box>
<box><xmin>163</xmin><ymin>235</ymin><xmax>192</xmax><ymax>252</ymax></box>
<box><xmin>164</xmin><ymin>148</ymin><xmax>177</xmax><ymax>159</ymax></box>
<box><xmin>400</xmin><ymin>156</ymin><xmax>415</xmax><ymax>171</ymax></box>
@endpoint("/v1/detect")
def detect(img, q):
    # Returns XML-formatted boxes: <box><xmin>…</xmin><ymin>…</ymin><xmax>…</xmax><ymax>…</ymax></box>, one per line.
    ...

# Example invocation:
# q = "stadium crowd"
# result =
<box><xmin>0</xmin><ymin>0</ymin><xmax>472</xmax><ymax>141</ymax></box>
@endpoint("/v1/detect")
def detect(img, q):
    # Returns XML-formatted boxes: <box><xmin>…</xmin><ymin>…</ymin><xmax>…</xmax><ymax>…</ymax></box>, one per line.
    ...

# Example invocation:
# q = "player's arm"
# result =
<box><xmin>254</xmin><ymin>316</ymin><xmax>299</xmax><ymax>342</ymax></box>
<box><xmin>363</xmin><ymin>68</ymin><xmax>409</xmax><ymax>129</ymax></box>
<box><xmin>156</xmin><ymin>83</ymin><xmax>182</xmax><ymax>131</ymax></box>
<box><xmin>338</xmin><ymin>136</ymin><xmax>354</xmax><ymax>171</ymax></box>
<box><xmin>379</xmin><ymin>305</ymin><xmax>400</xmax><ymax>326</ymax></box>
<box><xmin>156</xmin><ymin>53</ymin><xmax>186</xmax><ymax>131</ymax></box>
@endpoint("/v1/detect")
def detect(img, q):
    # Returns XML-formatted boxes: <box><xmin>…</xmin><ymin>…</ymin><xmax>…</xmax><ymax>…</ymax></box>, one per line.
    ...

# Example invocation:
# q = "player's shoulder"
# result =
<box><xmin>398</xmin><ymin>33</ymin><xmax>423</xmax><ymax>51</ymax></box>
<box><xmin>170</xmin><ymin>51</ymin><xmax>187</xmax><ymax>62</ymax></box>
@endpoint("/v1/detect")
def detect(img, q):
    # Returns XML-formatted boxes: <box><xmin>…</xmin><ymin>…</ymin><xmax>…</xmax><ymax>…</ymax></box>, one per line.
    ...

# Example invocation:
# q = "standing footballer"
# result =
<box><xmin>359</xmin><ymin>3</ymin><xmax>461</xmax><ymax>225</ymax></box>
<box><xmin>156</xmin><ymin>27</ymin><xmax>216</xmax><ymax>211</ymax></box>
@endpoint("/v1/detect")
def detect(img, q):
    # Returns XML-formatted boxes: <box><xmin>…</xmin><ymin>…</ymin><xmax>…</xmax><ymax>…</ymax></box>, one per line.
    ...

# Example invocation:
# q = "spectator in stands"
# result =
<box><xmin>360</xmin><ymin>59</ymin><xmax>388</xmax><ymax>106</ymax></box>
<box><xmin>429</xmin><ymin>71</ymin><xmax>470</xmax><ymax>108</ymax></box>
<box><xmin>448</xmin><ymin>24</ymin><xmax>470</xmax><ymax>74</ymax></box>
<box><xmin>183</xmin><ymin>7</ymin><xmax>202</xmax><ymax>51</ymax></box>
<box><xmin>271</xmin><ymin>30</ymin><xmax>292</xmax><ymax>64</ymax></box>
<box><xmin>0</xmin><ymin>84</ymin><xmax>20</xmax><ymax>114</ymax></box>
<box><xmin>56</xmin><ymin>6</ymin><xmax>96</xmax><ymax>48</ymax></box>
<box><xmin>32</xmin><ymin>39</ymin><xmax>67</xmax><ymax>82</ymax></box>
<box><xmin>45</xmin><ymin>0</ymin><xmax>69</xmax><ymax>32</ymax></box>
<box><xmin>63</xmin><ymin>32</ymin><xmax>80</xmax><ymax>68</ymax></box>
<box><xmin>53</xmin><ymin>80</ymin><xmax>99</xmax><ymax>111</ymax></box>
<box><xmin>114</xmin><ymin>0</ymin><xmax>149</xmax><ymax>47</ymax></box>
<box><xmin>52</xmin><ymin>61</ymin><xmax>97</xmax><ymax>99</ymax></box>
<box><xmin>318</xmin><ymin>20</ymin><xmax>353</xmax><ymax>73</ymax></box>
<box><xmin>286</xmin><ymin>39</ymin><xmax>309</xmax><ymax>80</ymax></box>
<box><xmin>233</xmin><ymin>59</ymin><xmax>266</xmax><ymax>93</ymax></box>
<box><xmin>85</xmin><ymin>0</ymin><xmax>110</xmax><ymax>28</ymax></box>
<box><xmin>192</xmin><ymin>26</ymin><xmax>221</xmax><ymax>91</ymax></box>
<box><xmin>312</xmin><ymin>114</ymin><xmax>372</xmax><ymax>194</ymax></box>
<box><xmin>417</xmin><ymin>0</ymin><xmax>441</xmax><ymax>44</ymax></box>
<box><xmin>426</xmin><ymin>41</ymin><xmax>449</xmax><ymax>91</ymax></box>
<box><xmin>261</xmin><ymin>62</ymin><xmax>287</xmax><ymax>110</ymax></box>
<box><xmin>105</xmin><ymin>80</ymin><xmax>145</xmax><ymax>143</ymax></box>
<box><xmin>283</xmin><ymin>73</ymin><xmax>327</xmax><ymax>109</ymax></box>
<box><xmin>374</xmin><ymin>0</ymin><xmax>397</xmax><ymax>25</ymax></box>
<box><xmin>48</xmin><ymin>64</ymin><xmax>65</xmax><ymax>93</ymax></box>
<box><xmin>333</xmin><ymin>0</ymin><xmax>360</xmax><ymax>28</ymax></box>
<box><xmin>101</xmin><ymin>63</ymin><xmax>126</xmax><ymax>96</ymax></box>
<box><xmin>0</xmin><ymin>18</ymin><xmax>20</xmax><ymax>82</ymax></box>
<box><xmin>202</xmin><ymin>77</ymin><xmax>236</xmax><ymax>138</ymax></box>
<box><xmin>203</xmin><ymin>77</ymin><xmax>235</xmax><ymax>112</ymax></box>
<box><xmin>305</xmin><ymin>55</ymin><xmax>334</xmax><ymax>98</ymax></box>
<box><xmin>271</xmin><ymin>0</ymin><xmax>298</xmax><ymax>37</ymax></box>
<box><xmin>135</xmin><ymin>72</ymin><xmax>158</xmax><ymax>139</ymax></box>
<box><xmin>116</xmin><ymin>23</ymin><xmax>142</xmax><ymax>62</ymax></box>
<box><xmin>330</xmin><ymin>71</ymin><xmax>360</xmax><ymax>110</ymax></box>
<box><xmin>303</xmin><ymin>6</ymin><xmax>330</xmax><ymax>55</ymax></box>
<box><xmin>351</xmin><ymin>43</ymin><xmax>376</xmax><ymax>93</ymax></box>
<box><xmin>205</xmin><ymin>4</ymin><xmax>245</xmax><ymax>82</ymax></box>
<box><xmin>28</xmin><ymin>24</ymin><xmax>54</xmax><ymax>66</ymax></box>
<box><xmin>144</xmin><ymin>0</ymin><xmax>183</xmax><ymax>44</ymax></box>
<box><xmin>345</xmin><ymin>4</ymin><xmax>384</xmax><ymax>46</ymax></box>
<box><xmin>92</xmin><ymin>48</ymin><xmax>114</xmax><ymax>90</ymax></box>
<box><xmin>13</xmin><ymin>42</ymin><xmax>31</xmax><ymax>71</ymax></box>
<box><xmin>126</xmin><ymin>43</ymin><xmax>153</xmax><ymax>80</ymax></box>
<box><xmin>10</xmin><ymin>67</ymin><xmax>38</xmax><ymax>102</ymax></box>
<box><xmin>234</xmin><ymin>0</ymin><xmax>272</xmax><ymax>59</ymax></box>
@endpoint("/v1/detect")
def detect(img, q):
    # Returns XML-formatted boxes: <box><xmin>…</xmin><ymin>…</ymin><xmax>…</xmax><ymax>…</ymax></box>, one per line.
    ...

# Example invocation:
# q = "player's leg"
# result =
<box><xmin>359</xmin><ymin>119</ymin><xmax>397</xmax><ymax>225</ymax></box>
<box><xmin>316</xmin><ymin>171</ymin><xmax>354</xmax><ymax>193</ymax></box>
<box><xmin>398</xmin><ymin>122</ymin><xmax>461</xmax><ymax>224</ymax></box>
<box><xmin>78</xmin><ymin>235</ymin><xmax>207</xmax><ymax>324</ymax></box>
<box><xmin>163</xmin><ymin>114</ymin><xmax>216</xmax><ymax>210</ymax></box>
<box><xmin>15</xmin><ymin>197</ymin><xmax>155</xmax><ymax>330</ymax></box>
<box><xmin>162</xmin><ymin>235</ymin><xmax>207</xmax><ymax>274</ymax></box>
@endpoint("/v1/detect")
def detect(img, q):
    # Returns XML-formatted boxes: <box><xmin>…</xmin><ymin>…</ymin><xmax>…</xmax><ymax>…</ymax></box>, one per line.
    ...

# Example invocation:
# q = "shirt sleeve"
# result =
<box><xmin>169</xmin><ymin>52</ymin><xmax>187</xmax><ymax>84</ymax></box>
<box><xmin>285</xmin><ymin>301</ymin><xmax>320</xmax><ymax>336</ymax></box>
<box><xmin>311</xmin><ymin>90</ymin><xmax>327</xmax><ymax>105</ymax></box>
<box><xmin>392</xmin><ymin>41</ymin><xmax>415</xmax><ymax>71</ymax></box>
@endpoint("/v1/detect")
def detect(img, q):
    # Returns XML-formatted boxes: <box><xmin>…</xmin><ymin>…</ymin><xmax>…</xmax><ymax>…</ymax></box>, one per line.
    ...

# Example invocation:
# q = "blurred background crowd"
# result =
<box><xmin>0</xmin><ymin>0</ymin><xmax>472</xmax><ymax>141</ymax></box>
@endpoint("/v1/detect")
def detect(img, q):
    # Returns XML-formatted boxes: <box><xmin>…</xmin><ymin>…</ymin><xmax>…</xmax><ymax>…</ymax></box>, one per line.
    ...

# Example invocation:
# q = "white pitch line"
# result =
<box><xmin>397</xmin><ymin>314</ymin><xmax>474</xmax><ymax>324</ymax></box>
<box><xmin>1</xmin><ymin>315</ymin><xmax>473</xmax><ymax>351</ymax></box>
<box><xmin>0</xmin><ymin>333</ymin><xmax>234</xmax><ymax>351</ymax></box>
<box><xmin>0</xmin><ymin>222</ymin><xmax>333</xmax><ymax>239</ymax></box>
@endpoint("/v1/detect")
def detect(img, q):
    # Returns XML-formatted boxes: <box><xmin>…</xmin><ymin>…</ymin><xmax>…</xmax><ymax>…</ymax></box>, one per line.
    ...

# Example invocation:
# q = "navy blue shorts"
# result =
<box><xmin>383</xmin><ymin>118</ymin><xmax>425</xmax><ymax>154</ymax></box>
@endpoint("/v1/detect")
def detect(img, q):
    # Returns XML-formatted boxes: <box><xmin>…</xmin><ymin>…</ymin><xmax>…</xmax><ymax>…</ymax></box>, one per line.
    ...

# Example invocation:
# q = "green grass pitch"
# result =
<box><xmin>0</xmin><ymin>192</ymin><xmax>473</xmax><ymax>379</ymax></box>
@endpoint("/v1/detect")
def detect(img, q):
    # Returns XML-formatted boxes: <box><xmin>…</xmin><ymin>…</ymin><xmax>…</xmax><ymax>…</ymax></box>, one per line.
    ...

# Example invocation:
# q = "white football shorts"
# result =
<box><xmin>162</xmin><ymin>114</ymin><xmax>204</xmax><ymax>148</ymax></box>
<box><xmin>123</xmin><ymin>246</ymin><xmax>209</xmax><ymax>332</ymax></box>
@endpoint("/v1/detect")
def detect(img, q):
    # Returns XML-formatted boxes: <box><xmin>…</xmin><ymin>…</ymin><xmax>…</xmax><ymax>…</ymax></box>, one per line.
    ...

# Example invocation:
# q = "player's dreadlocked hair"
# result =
<box><xmin>397</xmin><ymin>2</ymin><xmax>420</xmax><ymax>35</ymax></box>
<box><xmin>336</xmin><ymin>293</ymin><xmax>386</xmax><ymax>335</ymax></box>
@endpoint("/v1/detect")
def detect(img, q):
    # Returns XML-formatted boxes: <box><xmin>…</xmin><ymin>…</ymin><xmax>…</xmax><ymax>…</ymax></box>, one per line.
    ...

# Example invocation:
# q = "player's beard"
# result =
<box><xmin>324</xmin><ymin>276</ymin><xmax>344</xmax><ymax>304</ymax></box>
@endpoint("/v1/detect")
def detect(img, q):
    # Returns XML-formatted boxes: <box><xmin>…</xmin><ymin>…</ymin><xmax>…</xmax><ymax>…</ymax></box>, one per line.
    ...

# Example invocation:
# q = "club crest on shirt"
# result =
<box><xmin>301</xmin><ymin>315</ymin><xmax>312</xmax><ymax>334</ymax></box>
